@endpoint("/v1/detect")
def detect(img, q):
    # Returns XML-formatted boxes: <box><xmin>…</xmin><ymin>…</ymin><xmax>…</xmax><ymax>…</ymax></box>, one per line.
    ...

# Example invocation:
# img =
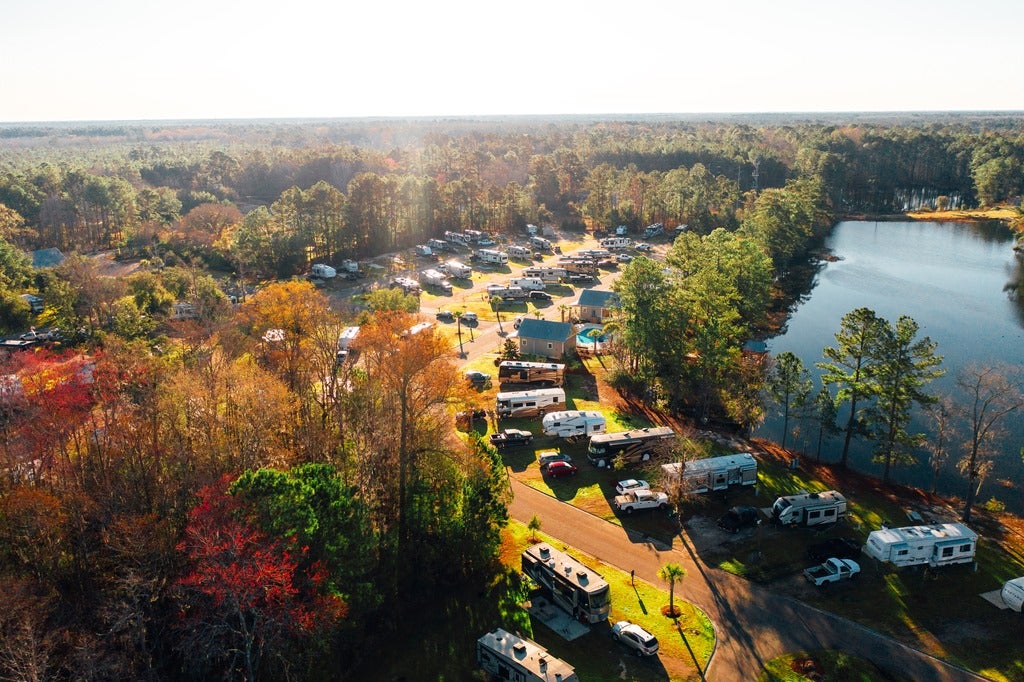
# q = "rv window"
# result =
<box><xmin>525</xmin><ymin>402</ymin><xmax>535</xmax><ymax>408</ymax></box>
<box><xmin>809</xmin><ymin>511</ymin><xmax>820</xmax><ymax>519</ymax></box>
<box><xmin>824</xmin><ymin>509</ymin><xmax>835</xmax><ymax>517</ymax></box>
<box><xmin>960</xmin><ymin>544</ymin><xmax>971</xmax><ymax>552</ymax></box>
<box><xmin>897</xmin><ymin>549</ymin><xmax>908</xmax><ymax>556</ymax></box>
<box><xmin>942</xmin><ymin>547</ymin><xmax>953</xmax><ymax>558</ymax></box>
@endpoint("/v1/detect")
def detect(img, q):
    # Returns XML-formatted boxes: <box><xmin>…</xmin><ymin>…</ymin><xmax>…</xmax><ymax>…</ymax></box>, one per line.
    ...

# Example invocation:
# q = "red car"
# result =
<box><xmin>544</xmin><ymin>461</ymin><xmax>578</xmax><ymax>479</ymax></box>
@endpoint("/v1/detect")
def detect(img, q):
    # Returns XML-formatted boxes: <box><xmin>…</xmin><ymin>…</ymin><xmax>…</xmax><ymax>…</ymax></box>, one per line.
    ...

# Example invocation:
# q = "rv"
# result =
<box><xmin>499</xmin><ymin>360</ymin><xmax>565</xmax><ymax>387</ymax></box>
<box><xmin>507</xmin><ymin>245</ymin><xmax>532</xmax><ymax>259</ymax></box>
<box><xmin>523</xmin><ymin>267</ymin><xmax>567</xmax><ymax>283</ymax></box>
<box><xmin>486</xmin><ymin>284</ymin><xmax>527</xmax><ymax>300</ymax></box>
<box><xmin>599</xmin><ymin>236</ymin><xmax>632</xmax><ymax>250</ymax></box>
<box><xmin>420</xmin><ymin>269</ymin><xmax>452</xmax><ymax>293</ymax></box>
<box><xmin>475</xmin><ymin>248</ymin><xmax>509</xmax><ymax>264</ymax></box>
<box><xmin>340</xmin><ymin>259</ymin><xmax>360</xmax><ymax>273</ymax></box>
<box><xmin>1001</xmin><ymin>576</ymin><xmax>1024</xmax><ymax>613</ymax></box>
<box><xmin>310</xmin><ymin>263</ymin><xmax>337</xmax><ymax>279</ymax></box>
<box><xmin>509</xmin><ymin>277</ymin><xmax>545</xmax><ymax>291</ymax></box>
<box><xmin>412</xmin><ymin>244</ymin><xmax>432</xmax><ymax>256</ymax></box>
<box><xmin>426</xmin><ymin>238</ymin><xmax>448</xmax><ymax>253</ymax></box>
<box><xmin>444</xmin><ymin>230</ymin><xmax>470</xmax><ymax>246</ymax></box>
<box><xmin>587</xmin><ymin>427</ymin><xmax>675</xmax><ymax>467</ymax></box>
<box><xmin>864</xmin><ymin>523</ymin><xmax>978</xmax><ymax>568</ymax></box>
<box><xmin>529</xmin><ymin>235</ymin><xmax>552</xmax><ymax>251</ymax></box>
<box><xmin>390</xmin><ymin>276</ymin><xmax>421</xmax><ymax>294</ymax></box>
<box><xmin>542</xmin><ymin>410</ymin><xmax>607</xmax><ymax>439</ymax></box>
<box><xmin>558</xmin><ymin>259</ymin><xmax>598</xmax><ymax>276</ymax></box>
<box><xmin>771</xmin><ymin>490</ymin><xmax>847</xmax><ymax>527</ymax></box>
<box><xmin>495</xmin><ymin>388</ymin><xmax>566</xmax><ymax>419</ymax></box>
<box><xmin>522</xmin><ymin>543</ymin><xmax>610</xmax><ymax>623</ymax></box>
<box><xmin>477</xmin><ymin>628</ymin><xmax>578</xmax><ymax>682</ymax></box>
<box><xmin>444</xmin><ymin>260</ymin><xmax>473</xmax><ymax>279</ymax></box>
<box><xmin>644</xmin><ymin>223</ymin><xmax>664</xmax><ymax>238</ymax></box>
<box><xmin>337</xmin><ymin>326</ymin><xmax>360</xmax><ymax>351</ymax></box>
<box><xmin>525</xmin><ymin>224</ymin><xmax>539</xmax><ymax>236</ymax></box>
<box><xmin>660</xmin><ymin>453</ymin><xmax>758</xmax><ymax>494</ymax></box>
<box><xmin>463</xmin><ymin>229</ymin><xmax>484</xmax><ymax>242</ymax></box>
<box><xmin>579</xmin><ymin>249</ymin><xmax>611</xmax><ymax>260</ymax></box>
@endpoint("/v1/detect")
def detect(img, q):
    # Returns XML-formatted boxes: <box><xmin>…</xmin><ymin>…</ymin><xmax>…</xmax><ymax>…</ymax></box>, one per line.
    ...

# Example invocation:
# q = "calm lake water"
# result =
<box><xmin>758</xmin><ymin>220</ymin><xmax>1024</xmax><ymax>512</ymax></box>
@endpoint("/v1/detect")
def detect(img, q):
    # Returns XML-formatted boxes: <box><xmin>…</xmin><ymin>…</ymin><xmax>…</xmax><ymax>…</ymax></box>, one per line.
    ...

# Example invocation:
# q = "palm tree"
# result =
<box><xmin>491</xmin><ymin>295</ymin><xmax>504</xmax><ymax>334</ymax></box>
<box><xmin>585</xmin><ymin>327</ymin><xmax>603</xmax><ymax>355</ymax></box>
<box><xmin>558</xmin><ymin>303</ymin><xmax>568</xmax><ymax>323</ymax></box>
<box><xmin>658</xmin><ymin>563</ymin><xmax>687</xmax><ymax>618</ymax></box>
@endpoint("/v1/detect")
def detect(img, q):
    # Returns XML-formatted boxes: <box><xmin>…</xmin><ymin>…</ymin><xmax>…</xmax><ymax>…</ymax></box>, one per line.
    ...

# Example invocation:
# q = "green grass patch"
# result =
<box><xmin>758</xmin><ymin>649</ymin><xmax>910</xmax><ymax>682</ymax></box>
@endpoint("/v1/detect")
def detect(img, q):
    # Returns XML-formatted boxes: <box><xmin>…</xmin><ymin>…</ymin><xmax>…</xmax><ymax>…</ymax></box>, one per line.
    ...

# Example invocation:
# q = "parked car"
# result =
<box><xmin>489</xmin><ymin>429</ymin><xmax>533</xmax><ymax>447</ymax></box>
<box><xmin>461</xmin><ymin>311</ymin><xmax>478</xmax><ymax>324</ymax></box>
<box><xmin>528</xmin><ymin>290</ymin><xmax>552</xmax><ymax>301</ymax></box>
<box><xmin>611</xmin><ymin>621</ymin><xmax>659</xmax><ymax>656</ymax></box>
<box><xmin>465</xmin><ymin>370</ymin><xmax>492</xmax><ymax>385</ymax></box>
<box><xmin>544</xmin><ymin>461</ymin><xmax>578</xmax><ymax>479</ymax></box>
<box><xmin>717</xmin><ymin>506</ymin><xmax>761</xmax><ymax>534</ymax></box>
<box><xmin>436</xmin><ymin>310</ymin><xmax>455</xmax><ymax>322</ymax></box>
<box><xmin>804</xmin><ymin>558</ymin><xmax>861</xmax><ymax>586</ymax></box>
<box><xmin>538</xmin><ymin>451</ymin><xmax>572</xmax><ymax>469</ymax></box>
<box><xmin>806</xmin><ymin>537</ymin><xmax>861</xmax><ymax>564</ymax></box>
<box><xmin>615</xmin><ymin>479</ymin><xmax>650</xmax><ymax>495</ymax></box>
<box><xmin>477</xmin><ymin>236</ymin><xmax>496</xmax><ymax>246</ymax></box>
<box><xmin>635</xmin><ymin>243</ymin><xmax>653</xmax><ymax>252</ymax></box>
<box><xmin>616</xmin><ymin>253</ymin><xmax>634</xmax><ymax>263</ymax></box>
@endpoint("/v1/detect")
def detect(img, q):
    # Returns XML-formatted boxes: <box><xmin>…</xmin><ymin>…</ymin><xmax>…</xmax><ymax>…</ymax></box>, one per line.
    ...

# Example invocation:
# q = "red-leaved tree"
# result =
<box><xmin>173</xmin><ymin>478</ymin><xmax>345</xmax><ymax>680</ymax></box>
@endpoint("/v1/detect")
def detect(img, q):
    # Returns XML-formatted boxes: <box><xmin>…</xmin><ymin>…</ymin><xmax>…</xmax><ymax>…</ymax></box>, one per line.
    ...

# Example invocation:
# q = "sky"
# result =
<box><xmin>3</xmin><ymin>0</ymin><xmax>1024</xmax><ymax>122</ymax></box>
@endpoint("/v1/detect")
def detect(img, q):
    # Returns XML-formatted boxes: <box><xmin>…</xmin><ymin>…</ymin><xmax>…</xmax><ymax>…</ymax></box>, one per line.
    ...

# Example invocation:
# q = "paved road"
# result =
<box><xmin>508</xmin><ymin>478</ymin><xmax>988</xmax><ymax>682</ymax></box>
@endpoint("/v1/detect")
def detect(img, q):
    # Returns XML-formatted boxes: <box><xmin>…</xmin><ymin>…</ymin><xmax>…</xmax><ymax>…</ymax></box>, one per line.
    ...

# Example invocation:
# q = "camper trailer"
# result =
<box><xmin>660</xmin><ymin>453</ymin><xmax>758</xmax><ymax>494</ymax></box>
<box><xmin>529</xmin><ymin>235</ymin><xmax>552</xmax><ymax>251</ymax></box>
<box><xmin>310</xmin><ymin>263</ymin><xmax>337</xmax><ymax>279</ymax></box>
<box><xmin>498</xmin><ymin>360</ymin><xmax>565</xmax><ymax>387</ymax></box>
<box><xmin>508</xmin><ymin>245</ymin><xmax>532</xmax><ymax>259</ymax></box>
<box><xmin>771</xmin><ymin>490</ymin><xmax>847</xmax><ymax>527</ymax></box>
<box><xmin>509</xmin><ymin>277</ymin><xmax>545</xmax><ymax>291</ymax></box>
<box><xmin>477</xmin><ymin>629</ymin><xmax>578</xmax><ymax>682</ymax></box>
<box><xmin>426</xmin><ymin>238</ymin><xmax>448</xmax><ymax>253</ymax></box>
<box><xmin>475</xmin><ymin>249</ymin><xmax>509</xmax><ymax>264</ymax></box>
<box><xmin>444</xmin><ymin>260</ymin><xmax>473</xmax><ymax>279</ymax></box>
<box><xmin>524</xmin><ymin>267</ymin><xmax>567</xmax><ymax>283</ymax></box>
<box><xmin>599</xmin><ymin>236</ymin><xmax>632</xmax><ymax>250</ymax></box>
<box><xmin>444</xmin><ymin>230</ymin><xmax>471</xmax><ymax>246</ymax></box>
<box><xmin>542</xmin><ymin>411</ymin><xmax>607</xmax><ymax>439</ymax></box>
<box><xmin>1001</xmin><ymin>576</ymin><xmax>1024</xmax><ymax>613</ymax></box>
<box><xmin>558</xmin><ymin>259</ymin><xmax>598</xmax><ymax>276</ymax></box>
<box><xmin>864</xmin><ymin>523</ymin><xmax>978</xmax><ymax>568</ymax></box>
<box><xmin>420</xmin><ymin>269</ymin><xmax>452</xmax><ymax>293</ymax></box>
<box><xmin>495</xmin><ymin>388</ymin><xmax>566</xmax><ymax>419</ymax></box>
<box><xmin>587</xmin><ymin>427</ymin><xmax>675</xmax><ymax>467</ymax></box>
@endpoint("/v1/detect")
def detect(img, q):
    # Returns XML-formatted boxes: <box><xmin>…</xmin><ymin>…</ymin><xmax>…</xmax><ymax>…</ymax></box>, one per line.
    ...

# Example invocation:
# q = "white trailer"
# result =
<box><xmin>542</xmin><ymin>410</ymin><xmax>607</xmax><ymax>439</ymax></box>
<box><xmin>509</xmin><ymin>277</ymin><xmax>545</xmax><ymax>291</ymax></box>
<box><xmin>413</xmin><ymin>244</ymin><xmax>432</xmax><ymax>256</ymax></box>
<box><xmin>1001</xmin><ymin>576</ymin><xmax>1024</xmax><ymax>613</ymax></box>
<box><xmin>495</xmin><ymin>388</ymin><xmax>566</xmax><ymax>419</ymax></box>
<box><xmin>600</xmin><ymin>236</ymin><xmax>632</xmax><ymax>250</ymax></box>
<box><xmin>337</xmin><ymin>326</ymin><xmax>360</xmax><ymax>351</ymax></box>
<box><xmin>444</xmin><ymin>260</ymin><xmax>473</xmax><ymax>279</ymax></box>
<box><xmin>771</xmin><ymin>490</ymin><xmax>847</xmax><ymax>527</ymax></box>
<box><xmin>340</xmin><ymin>259</ymin><xmax>360</xmax><ymax>273</ymax></box>
<box><xmin>660</xmin><ymin>453</ymin><xmax>758</xmax><ymax>494</ymax></box>
<box><xmin>420</xmin><ymin>269</ymin><xmax>452</xmax><ymax>293</ymax></box>
<box><xmin>477</xmin><ymin>628</ymin><xmax>579</xmax><ymax>682</ymax></box>
<box><xmin>475</xmin><ymin>248</ymin><xmax>509</xmax><ymax>264</ymax></box>
<box><xmin>444</xmin><ymin>230</ymin><xmax>470</xmax><ymax>246</ymax></box>
<box><xmin>310</xmin><ymin>263</ymin><xmax>337</xmax><ymax>279</ymax></box>
<box><xmin>508</xmin><ymin>245</ymin><xmax>532</xmax><ymax>259</ymax></box>
<box><xmin>426</xmin><ymin>238</ymin><xmax>448</xmax><ymax>252</ymax></box>
<box><xmin>524</xmin><ymin>267</ymin><xmax>567</xmax><ymax>283</ymax></box>
<box><xmin>864</xmin><ymin>523</ymin><xmax>978</xmax><ymax>568</ymax></box>
<box><xmin>529</xmin><ymin>235</ymin><xmax>552</xmax><ymax>251</ymax></box>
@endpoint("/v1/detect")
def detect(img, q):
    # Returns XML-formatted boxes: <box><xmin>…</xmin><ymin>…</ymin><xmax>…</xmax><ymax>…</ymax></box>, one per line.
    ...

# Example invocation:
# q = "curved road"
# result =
<box><xmin>508</xmin><ymin>478</ymin><xmax>987</xmax><ymax>682</ymax></box>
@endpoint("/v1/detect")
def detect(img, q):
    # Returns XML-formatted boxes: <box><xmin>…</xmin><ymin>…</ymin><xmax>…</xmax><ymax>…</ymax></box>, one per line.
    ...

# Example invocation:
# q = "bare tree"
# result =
<box><xmin>954</xmin><ymin>363</ymin><xmax>1024</xmax><ymax>523</ymax></box>
<box><xmin>925</xmin><ymin>397</ymin><xmax>956</xmax><ymax>494</ymax></box>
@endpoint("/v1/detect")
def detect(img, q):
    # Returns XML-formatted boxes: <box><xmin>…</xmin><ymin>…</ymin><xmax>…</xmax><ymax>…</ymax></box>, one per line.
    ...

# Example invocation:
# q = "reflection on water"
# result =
<box><xmin>759</xmin><ymin>220</ymin><xmax>1024</xmax><ymax>513</ymax></box>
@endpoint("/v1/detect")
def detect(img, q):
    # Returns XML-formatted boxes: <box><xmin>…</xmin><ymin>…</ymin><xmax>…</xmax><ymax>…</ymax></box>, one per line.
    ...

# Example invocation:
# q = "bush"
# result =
<box><xmin>983</xmin><ymin>497</ymin><xmax>1006</xmax><ymax>513</ymax></box>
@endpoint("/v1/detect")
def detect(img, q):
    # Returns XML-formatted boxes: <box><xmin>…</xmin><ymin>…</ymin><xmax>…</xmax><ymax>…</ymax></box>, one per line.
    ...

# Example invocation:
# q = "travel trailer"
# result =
<box><xmin>542</xmin><ymin>411</ymin><xmax>606</xmax><ymax>439</ymax></box>
<box><xmin>864</xmin><ymin>523</ymin><xmax>978</xmax><ymax>568</ymax></box>
<box><xmin>390</xmin><ymin>277</ymin><xmax>421</xmax><ymax>294</ymax></box>
<box><xmin>558</xmin><ymin>258</ymin><xmax>598</xmax><ymax>276</ymax></box>
<box><xmin>413</xmin><ymin>244</ymin><xmax>432</xmax><ymax>256</ymax></box>
<box><xmin>310</xmin><ymin>263</ymin><xmax>336</xmax><ymax>279</ymax></box>
<box><xmin>599</xmin><ymin>236</ymin><xmax>632</xmax><ymax>250</ymax></box>
<box><xmin>477</xmin><ymin>629</ymin><xmax>579</xmax><ymax>682</ymax></box>
<box><xmin>426</xmin><ymin>238</ymin><xmax>448</xmax><ymax>252</ymax></box>
<box><xmin>509</xmin><ymin>277</ymin><xmax>545</xmax><ymax>291</ymax></box>
<box><xmin>523</xmin><ymin>267</ymin><xmax>567</xmax><ymax>283</ymax></box>
<box><xmin>1001</xmin><ymin>576</ymin><xmax>1024</xmax><ymax>613</ymax></box>
<box><xmin>444</xmin><ymin>260</ymin><xmax>473</xmax><ymax>279</ymax></box>
<box><xmin>444</xmin><ymin>230</ymin><xmax>471</xmax><ymax>246</ymax></box>
<box><xmin>337</xmin><ymin>326</ymin><xmax>360</xmax><ymax>351</ymax></box>
<box><xmin>495</xmin><ymin>388</ymin><xmax>566</xmax><ymax>419</ymax></box>
<box><xmin>474</xmin><ymin>248</ymin><xmax>509</xmax><ymax>264</ymax></box>
<box><xmin>498</xmin><ymin>360</ymin><xmax>565</xmax><ymax>387</ymax></box>
<box><xmin>420</xmin><ymin>269</ymin><xmax>452</xmax><ymax>293</ymax></box>
<box><xmin>587</xmin><ymin>427</ymin><xmax>675</xmax><ymax>467</ymax></box>
<box><xmin>660</xmin><ymin>453</ymin><xmax>758</xmax><ymax>494</ymax></box>
<box><xmin>529</xmin><ymin>235</ymin><xmax>552</xmax><ymax>251</ymax></box>
<box><xmin>771</xmin><ymin>490</ymin><xmax>847</xmax><ymax>527</ymax></box>
<box><xmin>508</xmin><ymin>245</ymin><xmax>532</xmax><ymax>259</ymax></box>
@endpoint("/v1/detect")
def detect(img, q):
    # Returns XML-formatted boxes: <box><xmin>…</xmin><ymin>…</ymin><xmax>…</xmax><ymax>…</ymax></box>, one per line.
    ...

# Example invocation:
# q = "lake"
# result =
<box><xmin>758</xmin><ymin>220</ymin><xmax>1024</xmax><ymax>512</ymax></box>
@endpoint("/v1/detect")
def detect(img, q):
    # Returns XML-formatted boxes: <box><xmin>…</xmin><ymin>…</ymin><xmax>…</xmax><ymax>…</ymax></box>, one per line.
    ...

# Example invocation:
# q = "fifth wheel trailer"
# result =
<box><xmin>542</xmin><ymin>410</ymin><xmax>607</xmax><ymax>439</ymax></box>
<box><xmin>863</xmin><ymin>523</ymin><xmax>978</xmax><ymax>568</ymax></box>
<box><xmin>495</xmin><ymin>388</ymin><xmax>566</xmax><ymax>419</ymax></box>
<box><xmin>660</xmin><ymin>453</ymin><xmax>758</xmax><ymax>494</ymax></box>
<box><xmin>771</xmin><ymin>490</ymin><xmax>848</xmax><ymax>527</ymax></box>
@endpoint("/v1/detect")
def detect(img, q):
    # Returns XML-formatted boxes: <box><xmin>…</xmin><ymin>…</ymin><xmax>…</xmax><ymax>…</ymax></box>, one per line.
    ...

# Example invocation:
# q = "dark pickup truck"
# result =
<box><xmin>489</xmin><ymin>429</ymin><xmax>534</xmax><ymax>447</ymax></box>
<box><xmin>806</xmin><ymin>537</ymin><xmax>861</xmax><ymax>564</ymax></box>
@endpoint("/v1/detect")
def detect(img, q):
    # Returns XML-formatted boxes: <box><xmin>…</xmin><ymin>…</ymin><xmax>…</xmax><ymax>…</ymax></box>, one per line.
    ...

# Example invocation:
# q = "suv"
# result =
<box><xmin>461</xmin><ymin>311</ymin><xmax>478</xmax><ymax>324</ymax></box>
<box><xmin>611</xmin><ymin>621</ymin><xmax>659</xmax><ymax>656</ymax></box>
<box><xmin>528</xmin><ymin>290</ymin><xmax>552</xmax><ymax>301</ymax></box>
<box><xmin>436</xmin><ymin>310</ymin><xmax>454</xmax><ymax>322</ymax></box>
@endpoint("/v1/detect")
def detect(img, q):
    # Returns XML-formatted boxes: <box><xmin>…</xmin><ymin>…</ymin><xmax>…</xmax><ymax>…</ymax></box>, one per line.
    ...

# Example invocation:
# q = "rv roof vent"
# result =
<box><xmin>539</xmin><ymin>658</ymin><xmax>547</xmax><ymax>672</ymax></box>
<box><xmin>564</xmin><ymin>565</ymin><xmax>572</xmax><ymax>575</ymax></box>
<box><xmin>555</xmin><ymin>675</ymin><xmax>563</xmax><ymax>682</ymax></box>
<box><xmin>539</xmin><ymin>546</ymin><xmax>550</xmax><ymax>559</ymax></box>
<box><xmin>513</xmin><ymin>643</ymin><xmax>527</xmax><ymax>659</ymax></box>
<box><xmin>808</xmin><ymin>492</ymin><xmax>819</xmax><ymax>499</ymax></box>
<box><xmin>577</xmin><ymin>571</ymin><xmax>588</xmax><ymax>584</ymax></box>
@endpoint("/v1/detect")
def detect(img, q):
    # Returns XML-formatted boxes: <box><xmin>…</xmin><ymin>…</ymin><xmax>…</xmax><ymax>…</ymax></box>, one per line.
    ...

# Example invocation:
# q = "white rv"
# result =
<box><xmin>525</xmin><ymin>224</ymin><xmax>539</xmax><ymax>235</ymax></box>
<box><xmin>509</xmin><ymin>277</ymin><xmax>545</xmax><ymax>291</ymax></box>
<box><xmin>771</xmin><ymin>490</ymin><xmax>847</xmax><ymax>527</ymax></box>
<box><xmin>599</xmin><ymin>236</ymin><xmax>632</xmax><ymax>250</ymax></box>
<box><xmin>498</xmin><ymin>360</ymin><xmax>565</xmax><ymax>387</ymax></box>
<box><xmin>660</xmin><ymin>453</ymin><xmax>758</xmax><ymax>494</ymax></box>
<box><xmin>310</xmin><ymin>263</ymin><xmax>337</xmax><ymax>279</ymax></box>
<box><xmin>524</xmin><ymin>267</ymin><xmax>567</xmax><ymax>283</ymax></box>
<box><xmin>475</xmin><ymin>249</ymin><xmax>508</xmax><ymax>264</ymax></box>
<box><xmin>864</xmin><ymin>523</ymin><xmax>978</xmax><ymax>568</ymax></box>
<box><xmin>507</xmin><ymin>245</ymin><xmax>532</xmax><ymax>259</ymax></box>
<box><xmin>420</xmin><ymin>269</ymin><xmax>452</xmax><ymax>293</ymax></box>
<box><xmin>477</xmin><ymin>628</ymin><xmax>579</xmax><ymax>682</ymax></box>
<box><xmin>542</xmin><ymin>410</ymin><xmax>607</xmax><ymax>439</ymax></box>
<box><xmin>444</xmin><ymin>260</ymin><xmax>473</xmax><ymax>279</ymax></box>
<box><xmin>529</xmin><ymin>235</ymin><xmax>552</xmax><ymax>251</ymax></box>
<box><xmin>337</xmin><ymin>326</ymin><xmax>360</xmax><ymax>351</ymax></box>
<box><xmin>1001</xmin><ymin>576</ymin><xmax>1024</xmax><ymax>613</ymax></box>
<box><xmin>444</xmin><ymin>230</ymin><xmax>470</xmax><ymax>246</ymax></box>
<box><xmin>495</xmin><ymin>388</ymin><xmax>566</xmax><ymax>419</ymax></box>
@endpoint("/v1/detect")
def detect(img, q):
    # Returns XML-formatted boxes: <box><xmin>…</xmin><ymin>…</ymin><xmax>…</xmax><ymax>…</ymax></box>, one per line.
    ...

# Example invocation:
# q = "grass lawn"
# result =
<box><xmin>758</xmin><ymin>649</ymin><xmax>910</xmax><ymax>681</ymax></box>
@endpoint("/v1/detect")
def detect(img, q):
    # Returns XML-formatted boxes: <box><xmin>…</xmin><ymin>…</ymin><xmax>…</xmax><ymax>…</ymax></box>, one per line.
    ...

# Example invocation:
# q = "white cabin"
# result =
<box><xmin>864</xmin><ymin>523</ymin><xmax>978</xmax><ymax>568</ymax></box>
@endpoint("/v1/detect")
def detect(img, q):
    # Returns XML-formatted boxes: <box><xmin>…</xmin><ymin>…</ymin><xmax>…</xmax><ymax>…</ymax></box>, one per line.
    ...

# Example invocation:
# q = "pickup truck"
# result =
<box><xmin>613</xmin><ymin>489</ymin><xmax>670</xmax><ymax>514</ymax></box>
<box><xmin>803</xmin><ymin>558</ymin><xmax>861</xmax><ymax>586</ymax></box>
<box><xmin>489</xmin><ymin>429</ymin><xmax>533</xmax><ymax>447</ymax></box>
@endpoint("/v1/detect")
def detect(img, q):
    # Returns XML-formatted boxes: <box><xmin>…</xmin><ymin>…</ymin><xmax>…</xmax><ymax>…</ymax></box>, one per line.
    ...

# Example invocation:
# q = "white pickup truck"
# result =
<box><xmin>803</xmin><ymin>558</ymin><xmax>861</xmax><ymax>586</ymax></box>
<box><xmin>613</xmin><ymin>489</ymin><xmax>670</xmax><ymax>514</ymax></box>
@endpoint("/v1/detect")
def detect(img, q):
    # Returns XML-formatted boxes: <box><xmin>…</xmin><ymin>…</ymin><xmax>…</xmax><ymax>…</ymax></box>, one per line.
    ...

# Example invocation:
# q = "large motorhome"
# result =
<box><xmin>522</xmin><ymin>542</ymin><xmax>610</xmax><ymax>623</ymax></box>
<box><xmin>477</xmin><ymin>629</ymin><xmax>579</xmax><ymax>682</ymax></box>
<box><xmin>495</xmin><ymin>388</ymin><xmax>566</xmax><ymax>418</ymax></box>
<box><xmin>542</xmin><ymin>410</ymin><xmax>606</xmax><ymax>439</ymax></box>
<box><xmin>498</xmin><ymin>360</ymin><xmax>565</xmax><ymax>387</ymax></box>
<box><xmin>475</xmin><ymin>248</ymin><xmax>509</xmax><ymax>264</ymax></box>
<box><xmin>523</xmin><ymin>267</ymin><xmax>567</xmax><ymax>283</ymax></box>
<box><xmin>864</xmin><ymin>523</ymin><xmax>978</xmax><ymax>568</ymax></box>
<box><xmin>587</xmin><ymin>427</ymin><xmax>675</xmax><ymax>467</ymax></box>
<box><xmin>337</xmin><ymin>326</ymin><xmax>360</xmax><ymax>351</ymax></box>
<box><xmin>660</xmin><ymin>453</ymin><xmax>758</xmax><ymax>493</ymax></box>
<box><xmin>771</xmin><ymin>490</ymin><xmax>847</xmax><ymax>527</ymax></box>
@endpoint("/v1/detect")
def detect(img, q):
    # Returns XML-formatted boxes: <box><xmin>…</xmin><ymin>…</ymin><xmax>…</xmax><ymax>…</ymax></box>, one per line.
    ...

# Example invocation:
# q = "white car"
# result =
<box><xmin>616</xmin><ymin>253</ymin><xmax>633</xmax><ymax>263</ymax></box>
<box><xmin>477</xmin><ymin>236</ymin><xmax>496</xmax><ymax>246</ymax></box>
<box><xmin>615</xmin><ymin>479</ymin><xmax>650</xmax><ymax>495</ymax></box>
<box><xmin>635</xmin><ymin>243</ymin><xmax>653</xmax><ymax>252</ymax></box>
<box><xmin>611</xmin><ymin>621</ymin><xmax>659</xmax><ymax>656</ymax></box>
